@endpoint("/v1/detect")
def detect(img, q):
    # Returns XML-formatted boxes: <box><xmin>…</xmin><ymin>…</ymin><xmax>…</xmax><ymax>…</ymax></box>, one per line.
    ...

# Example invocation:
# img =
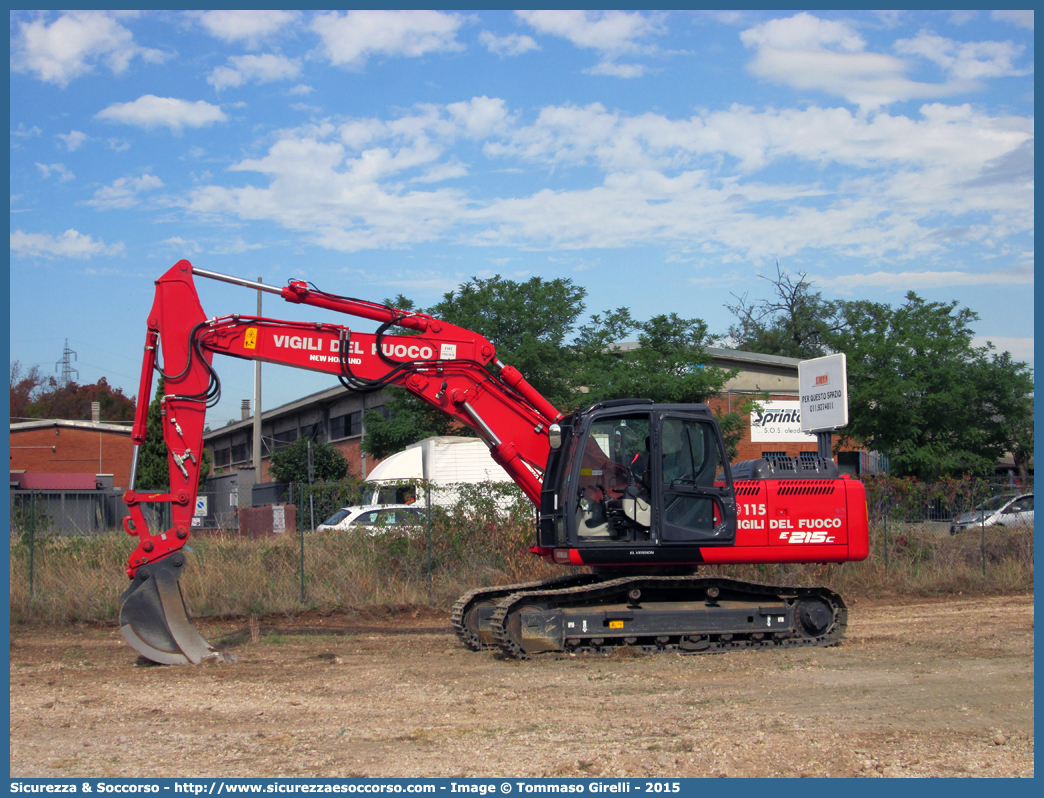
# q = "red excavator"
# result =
<box><xmin>119</xmin><ymin>260</ymin><xmax>869</xmax><ymax>664</ymax></box>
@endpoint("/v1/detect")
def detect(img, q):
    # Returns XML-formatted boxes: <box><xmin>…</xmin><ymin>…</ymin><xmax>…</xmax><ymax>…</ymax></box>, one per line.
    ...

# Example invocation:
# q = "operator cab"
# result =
<box><xmin>539</xmin><ymin>401</ymin><xmax>737</xmax><ymax>566</ymax></box>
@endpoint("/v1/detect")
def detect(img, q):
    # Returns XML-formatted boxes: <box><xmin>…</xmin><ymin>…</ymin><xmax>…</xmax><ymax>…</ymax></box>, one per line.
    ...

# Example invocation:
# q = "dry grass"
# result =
<box><xmin>697</xmin><ymin>523</ymin><xmax>1034</xmax><ymax>599</ymax></box>
<box><xmin>10</xmin><ymin>506</ymin><xmax>1033</xmax><ymax>626</ymax></box>
<box><xmin>9</xmin><ymin>488</ymin><xmax>564</xmax><ymax>624</ymax></box>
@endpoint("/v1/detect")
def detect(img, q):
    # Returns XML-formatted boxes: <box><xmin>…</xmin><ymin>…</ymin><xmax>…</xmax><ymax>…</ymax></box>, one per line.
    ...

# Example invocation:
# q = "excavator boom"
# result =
<box><xmin>119</xmin><ymin>260</ymin><xmax>869</xmax><ymax>664</ymax></box>
<box><xmin>119</xmin><ymin>260</ymin><xmax>559</xmax><ymax>662</ymax></box>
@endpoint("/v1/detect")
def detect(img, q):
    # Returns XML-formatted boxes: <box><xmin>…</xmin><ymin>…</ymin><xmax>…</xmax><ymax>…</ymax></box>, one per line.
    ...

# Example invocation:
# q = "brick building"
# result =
<box><xmin>203</xmin><ymin>387</ymin><xmax>392</xmax><ymax>483</ymax></box>
<box><xmin>9</xmin><ymin>419</ymin><xmax>135</xmax><ymax>489</ymax></box>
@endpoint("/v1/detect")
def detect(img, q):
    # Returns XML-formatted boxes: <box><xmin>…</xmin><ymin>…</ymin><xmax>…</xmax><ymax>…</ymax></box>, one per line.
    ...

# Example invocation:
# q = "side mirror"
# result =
<box><xmin>548</xmin><ymin>423</ymin><xmax>562</xmax><ymax>450</ymax></box>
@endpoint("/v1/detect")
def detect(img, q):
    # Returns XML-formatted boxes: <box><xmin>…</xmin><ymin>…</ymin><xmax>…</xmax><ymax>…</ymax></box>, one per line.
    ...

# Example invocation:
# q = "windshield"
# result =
<box><xmin>322</xmin><ymin>509</ymin><xmax>351</xmax><ymax>526</ymax></box>
<box><xmin>976</xmin><ymin>495</ymin><xmax>1017</xmax><ymax>513</ymax></box>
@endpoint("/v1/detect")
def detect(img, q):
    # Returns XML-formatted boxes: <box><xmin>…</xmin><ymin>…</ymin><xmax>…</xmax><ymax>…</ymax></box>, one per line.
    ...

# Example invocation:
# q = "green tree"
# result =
<box><xmin>269</xmin><ymin>436</ymin><xmax>351</xmax><ymax>484</ymax></box>
<box><xmin>429</xmin><ymin>274</ymin><xmax>588</xmax><ymax>405</ymax></box>
<box><xmin>133</xmin><ymin>378</ymin><xmax>170</xmax><ymax>491</ymax></box>
<box><xmin>725</xmin><ymin>268</ymin><xmax>1035</xmax><ymax>479</ymax></box>
<box><xmin>362</xmin><ymin>391</ymin><xmax>460</xmax><ymax>460</ymax></box>
<box><xmin>362</xmin><ymin>275</ymin><xmax>738</xmax><ymax>462</ymax></box>
<box><xmin>363</xmin><ymin>275</ymin><xmax>589</xmax><ymax>458</ymax></box>
<box><xmin>725</xmin><ymin>264</ymin><xmax>845</xmax><ymax>359</ymax></box>
<box><xmin>576</xmin><ymin>310</ymin><xmax>737</xmax><ymax>405</ymax></box>
<box><xmin>134</xmin><ymin>377</ymin><xmax>212</xmax><ymax>492</ymax></box>
<box><xmin>828</xmin><ymin>293</ymin><xmax>1034</xmax><ymax>480</ymax></box>
<box><xmin>970</xmin><ymin>350</ymin><xmax>1035</xmax><ymax>480</ymax></box>
<box><xmin>715</xmin><ymin>395</ymin><xmax>768</xmax><ymax>461</ymax></box>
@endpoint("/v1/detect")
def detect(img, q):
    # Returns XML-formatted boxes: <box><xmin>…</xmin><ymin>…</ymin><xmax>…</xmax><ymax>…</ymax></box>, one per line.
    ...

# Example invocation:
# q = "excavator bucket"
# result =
<box><xmin>118</xmin><ymin>555</ymin><xmax>223</xmax><ymax>665</ymax></box>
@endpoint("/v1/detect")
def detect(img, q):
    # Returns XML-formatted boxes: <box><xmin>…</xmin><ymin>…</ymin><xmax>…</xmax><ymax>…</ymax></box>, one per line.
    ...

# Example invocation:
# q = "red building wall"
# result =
<box><xmin>10</xmin><ymin>426</ymin><xmax>134</xmax><ymax>489</ymax></box>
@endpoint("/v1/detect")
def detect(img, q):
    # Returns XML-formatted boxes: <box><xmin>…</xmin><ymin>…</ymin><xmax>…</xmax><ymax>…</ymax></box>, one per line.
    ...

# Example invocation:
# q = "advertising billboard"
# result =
<box><xmin>750</xmin><ymin>401</ymin><xmax>817</xmax><ymax>442</ymax></box>
<box><xmin>799</xmin><ymin>353</ymin><xmax>849</xmax><ymax>432</ymax></box>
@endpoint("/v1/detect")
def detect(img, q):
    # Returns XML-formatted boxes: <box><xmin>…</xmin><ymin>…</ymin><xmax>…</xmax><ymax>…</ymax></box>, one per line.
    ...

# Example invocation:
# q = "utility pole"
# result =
<box><xmin>55</xmin><ymin>339</ymin><xmax>78</xmax><ymax>387</ymax></box>
<box><xmin>252</xmin><ymin>278</ymin><xmax>263</xmax><ymax>476</ymax></box>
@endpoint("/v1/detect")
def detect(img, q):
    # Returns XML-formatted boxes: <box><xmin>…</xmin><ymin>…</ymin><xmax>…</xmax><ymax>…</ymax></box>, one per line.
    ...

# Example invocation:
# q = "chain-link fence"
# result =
<box><xmin>10</xmin><ymin>489</ymin><xmax>128</xmax><ymax>537</ymax></box>
<box><xmin>9</xmin><ymin>475</ymin><xmax>1034</xmax><ymax>623</ymax></box>
<box><xmin>862</xmin><ymin>475</ymin><xmax>1034</xmax><ymax>575</ymax></box>
<box><xmin>9</xmin><ymin>480</ymin><xmax>544</xmax><ymax>622</ymax></box>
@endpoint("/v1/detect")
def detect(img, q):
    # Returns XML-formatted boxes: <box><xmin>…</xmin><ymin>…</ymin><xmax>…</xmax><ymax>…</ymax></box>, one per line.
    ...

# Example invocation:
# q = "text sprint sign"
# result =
<box><xmin>749</xmin><ymin>401</ymin><xmax>816</xmax><ymax>442</ymax></box>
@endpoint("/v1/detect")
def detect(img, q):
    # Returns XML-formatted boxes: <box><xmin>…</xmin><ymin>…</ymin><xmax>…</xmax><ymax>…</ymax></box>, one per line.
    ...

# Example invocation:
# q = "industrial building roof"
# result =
<box><xmin>10</xmin><ymin>419</ymin><xmax>133</xmax><ymax>435</ymax></box>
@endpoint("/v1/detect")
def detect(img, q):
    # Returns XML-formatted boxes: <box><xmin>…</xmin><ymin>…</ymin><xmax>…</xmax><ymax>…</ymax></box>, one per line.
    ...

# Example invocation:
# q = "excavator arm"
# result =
<box><xmin>119</xmin><ymin>260</ymin><xmax>561</xmax><ymax>663</ymax></box>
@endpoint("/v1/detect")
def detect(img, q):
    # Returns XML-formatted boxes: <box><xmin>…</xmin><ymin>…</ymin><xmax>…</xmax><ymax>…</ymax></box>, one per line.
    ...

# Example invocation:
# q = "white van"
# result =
<box><xmin>363</xmin><ymin>436</ymin><xmax>520</xmax><ymax>511</ymax></box>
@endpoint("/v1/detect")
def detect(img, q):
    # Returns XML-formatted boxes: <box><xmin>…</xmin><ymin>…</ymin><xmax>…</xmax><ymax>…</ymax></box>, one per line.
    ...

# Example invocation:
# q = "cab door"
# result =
<box><xmin>657</xmin><ymin>414</ymin><xmax>736</xmax><ymax>544</ymax></box>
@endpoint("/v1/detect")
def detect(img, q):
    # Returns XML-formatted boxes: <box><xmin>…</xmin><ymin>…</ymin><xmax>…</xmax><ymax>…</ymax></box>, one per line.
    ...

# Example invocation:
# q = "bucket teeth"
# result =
<box><xmin>119</xmin><ymin>555</ymin><xmax>223</xmax><ymax>665</ymax></box>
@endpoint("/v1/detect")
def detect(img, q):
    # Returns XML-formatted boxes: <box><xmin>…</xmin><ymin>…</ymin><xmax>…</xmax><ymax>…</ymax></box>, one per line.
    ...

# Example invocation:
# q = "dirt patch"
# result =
<box><xmin>10</xmin><ymin>594</ymin><xmax>1034</xmax><ymax>778</ymax></box>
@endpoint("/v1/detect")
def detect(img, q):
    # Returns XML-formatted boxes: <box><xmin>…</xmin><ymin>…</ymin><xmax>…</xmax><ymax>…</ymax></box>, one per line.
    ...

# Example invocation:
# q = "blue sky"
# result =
<box><xmin>10</xmin><ymin>10</ymin><xmax>1035</xmax><ymax>427</ymax></box>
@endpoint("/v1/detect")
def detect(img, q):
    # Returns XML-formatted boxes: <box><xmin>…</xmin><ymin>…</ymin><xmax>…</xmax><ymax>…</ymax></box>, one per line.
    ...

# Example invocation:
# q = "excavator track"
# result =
<box><xmin>451</xmin><ymin>573</ymin><xmax>604</xmax><ymax>650</ymax></box>
<box><xmin>489</xmin><ymin>575</ymin><xmax>846</xmax><ymax>659</ymax></box>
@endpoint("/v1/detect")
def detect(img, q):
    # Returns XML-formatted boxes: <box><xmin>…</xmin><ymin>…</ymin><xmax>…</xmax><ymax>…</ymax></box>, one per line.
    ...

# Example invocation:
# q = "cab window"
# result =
<box><xmin>661</xmin><ymin>417</ymin><xmax>717</xmax><ymax>488</ymax></box>
<box><xmin>659</xmin><ymin>416</ymin><xmax>729</xmax><ymax>543</ymax></box>
<box><xmin>574</xmin><ymin>413</ymin><xmax>651</xmax><ymax>542</ymax></box>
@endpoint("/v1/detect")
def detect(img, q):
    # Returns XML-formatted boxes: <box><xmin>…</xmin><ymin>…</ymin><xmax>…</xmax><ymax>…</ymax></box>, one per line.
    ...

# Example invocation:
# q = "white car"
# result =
<box><xmin>949</xmin><ymin>493</ymin><xmax>1034</xmax><ymax>535</ymax></box>
<box><xmin>316</xmin><ymin>504</ymin><xmax>424</xmax><ymax>533</ymax></box>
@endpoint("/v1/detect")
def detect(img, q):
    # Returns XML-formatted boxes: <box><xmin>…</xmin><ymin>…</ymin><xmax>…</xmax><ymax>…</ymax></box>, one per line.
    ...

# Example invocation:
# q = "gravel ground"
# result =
<box><xmin>9</xmin><ymin>593</ymin><xmax>1034</xmax><ymax>779</ymax></box>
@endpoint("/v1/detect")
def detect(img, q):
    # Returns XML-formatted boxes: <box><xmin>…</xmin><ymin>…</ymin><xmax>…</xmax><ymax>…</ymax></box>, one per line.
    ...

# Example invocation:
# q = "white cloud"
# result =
<box><xmin>95</xmin><ymin>95</ymin><xmax>227</xmax><ymax>133</ymax></box>
<box><xmin>812</xmin><ymin>264</ymin><xmax>1034</xmax><ymax>292</ymax></box>
<box><xmin>740</xmin><ymin>12</ymin><xmax>986</xmax><ymax>108</ymax></box>
<box><xmin>895</xmin><ymin>33</ymin><xmax>1028</xmax><ymax>80</ymax></box>
<box><xmin>12</xmin><ymin>11</ymin><xmax>167</xmax><ymax>87</ymax></box>
<box><xmin>740</xmin><ymin>13</ymin><xmax>866</xmax><ymax>52</ymax></box>
<box><xmin>479</xmin><ymin>30</ymin><xmax>539</xmax><ymax>57</ymax></box>
<box><xmin>706</xmin><ymin>11</ymin><xmax>746</xmax><ymax>26</ymax></box>
<box><xmin>86</xmin><ymin>173</ymin><xmax>164</xmax><ymax>209</ymax></box>
<box><xmin>12</xmin><ymin>124</ymin><xmax>42</xmax><ymax>138</ymax></box>
<box><xmin>412</xmin><ymin>161</ymin><xmax>468</xmax><ymax>183</ymax></box>
<box><xmin>185</xmin><ymin>122</ymin><xmax>469</xmax><ymax>251</ymax></box>
<box><xmin>991</xmin><ymin>10</ymin><xmax>1033</xmax><ymax>30</ymax></box>
<box><xmin>516</xmin><ymin>10</ymin><xmax>663</xmax><ymax>55</ymax></box>
<box><xmin>210</xmin><ymin>237</ymin><xmax>264</xmax><ymax>254</ymax></box>
<box><xmin>56</xmin><ymin>130</ymin><xmax>88</xmax><ymax>151</ymax></box>
<box><xmin>36</xmin><ymin>163</ymin><xmax>75</xmax><ymax>182</ymax></box>
<box><xmin>288</xmin><ymin>84</ymin><xmax>313</xmax><ymax>96</ymax></box>
<box><xmin>107</xmin><ymin>138</ymin><xmax>131</xmax><ymax>152</ymax></box>
<box><xmin>311</xmin><ymin>10</ymin><xmax>465</xmax><ymax>69</ymax></box>
<box><xmin>445</xmin><ymin>96</ymin><xmax>513</xmax><ymax>139</ymax></box>
<box><xmin>564</xmin><ymin>102</ymin><xmax>1025</xmax><ymax>176</ymax></box>
<box><xmin>207</xmin><ymin>54</ymin><xmax>302</xmax><ymax>91</ymax></box>
<box><xmin>584</xmin><ymin>61</ymin><xmax>647</xmax><ymax>78</ymax></box>
<box><xmin>11</xmin><ymin>228</ymin><xmax>124</xmax><ymax>259</ymax></box>
<box><xmin>179</xmin><ymin>97</ymin><xmax>1032</xmax><ymax>266</ymax></box>
<box><xmin>194</xmin><ymin>10</ymin><xmax>299</xmax><ymax>49</ymax></box>
<box><xmin>163</xmin><ymin>236</ymin><xmax>201</xmax><ymax>254</ymax></box>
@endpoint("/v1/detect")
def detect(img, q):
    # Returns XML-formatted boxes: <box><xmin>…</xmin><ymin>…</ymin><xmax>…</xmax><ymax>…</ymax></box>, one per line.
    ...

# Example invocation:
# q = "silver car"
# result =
<box><xmin>949</xmin><ymin>493</ymin><xmax>1034</xmax><ymax>535</ymax></box>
